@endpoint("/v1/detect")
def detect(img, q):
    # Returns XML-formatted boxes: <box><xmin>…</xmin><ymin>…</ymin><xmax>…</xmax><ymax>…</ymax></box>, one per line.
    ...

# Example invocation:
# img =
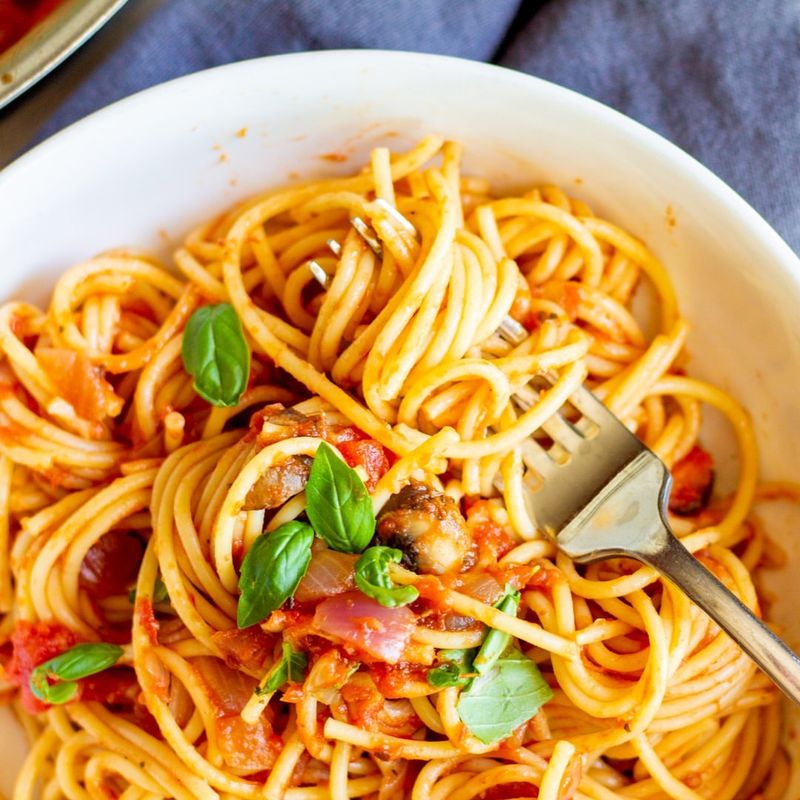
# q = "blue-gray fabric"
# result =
<box><xmin>24</xmin><ymin>0</ymin><xmax>800</xmax><ymax>253</ymax></box>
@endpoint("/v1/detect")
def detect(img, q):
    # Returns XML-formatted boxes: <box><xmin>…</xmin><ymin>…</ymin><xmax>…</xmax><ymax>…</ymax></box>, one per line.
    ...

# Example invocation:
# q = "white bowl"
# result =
<box><xmin>1</xmin><ymin>50</ymin><xmax>799</xmax><ymax>794</ymax></box>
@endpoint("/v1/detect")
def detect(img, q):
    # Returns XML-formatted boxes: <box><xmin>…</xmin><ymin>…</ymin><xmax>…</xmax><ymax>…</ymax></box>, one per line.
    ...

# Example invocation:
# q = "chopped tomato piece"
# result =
<box><xmin>466</xmin><ymin>500</ymin><xmax>517</xmax><ymax>560</ymax></box>
<box><xmin>525</xmin><ymin>561</ymin><xmax>561</xmax><ymax>590</ymax></box>
<box><xmin>215</xmin><ymin>714</ymin><xmax>282</xmax><ymax>771</ymax></box>
<box><xmin>669</xmin><ymin>446</ymin><xmax>715</xmax><ymax>516</ymax></box>
<box><xmin>37</xmin><ymin>348</ymin><xmax>123</xmax><ymax>422</ymax></box>
<box><xmin>340</xmin><ymin>674</ymin><xmax>383</xmax><ymax>731</ymax></box>
<box><xmin>80</xmin><ymin>530</ymin><xmax>144</xmax><ymax>600</ymax></box>
<box><xmin>487</xmin><ymin>564</ymin><xmax>537</xmax><ymax>592</ymax></box>
<box><xmin>211</xmin><ymin>627</ymin><xmax>274</xmax><ymax>672</ymax></box>
<box><xmin>3</xmin><ymin>621</ymin><xmax>78</xmax><ymax>713</ymax></box>
<box><xmin>337</xmin><ymin>439</ymin><xmax>390</xmax><ymax>489</ymax></box>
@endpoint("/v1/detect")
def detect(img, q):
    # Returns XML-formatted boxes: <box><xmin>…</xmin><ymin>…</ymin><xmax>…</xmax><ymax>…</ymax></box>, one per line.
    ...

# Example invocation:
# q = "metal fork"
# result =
<box><xmin>517</xmin><ymin>375</ymin><xmax>800</xmax><ymax>704</ymax></box>
<box><xmin>317</xmin><ymin>207</ymin><xmax>800</xmax><ymax>702</ymax></box>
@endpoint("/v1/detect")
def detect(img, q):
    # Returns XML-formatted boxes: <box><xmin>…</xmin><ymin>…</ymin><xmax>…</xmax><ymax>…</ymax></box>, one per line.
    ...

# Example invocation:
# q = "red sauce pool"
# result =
<box><xmin>0</xmin><ymin>0</ymin><xmax>65</xmax><ymax>54</ymax></box>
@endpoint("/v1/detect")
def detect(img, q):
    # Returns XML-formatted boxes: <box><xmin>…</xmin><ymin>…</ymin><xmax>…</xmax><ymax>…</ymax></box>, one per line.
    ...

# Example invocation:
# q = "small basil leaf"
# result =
<box><xmin>237</xmin><ymin>521</ymin><xmax>313</xmax><ymax>628</ymax></box>
<box><xmin>354</xmin><ymin>546</ymin><xmax>419</xmax><ymax>608</ymax></box>
<box><xmin>457</xmin><ymin>648</ymin><xmax>553</xmax><ymax>744</ymax></box>
<box><xmin>428</xmin><ymin>663</ymin><xmax>467</xmax><ymax>688</ymax></box>
<box><xmin>427</xmin><ymin>648</ymin><xmax>474</xmax><ymax>688</ymax></box>
<box><xmin>258</xmin><ymin>642</ymin><xmax>308</xmax><ymax>695</ymax></box>
<box><xmin>305</xmin><ymin>441</ymin><xmax>375</xmax><ymax>553</ymax></box>
<box><xmin>182</xmin><ymin>303</ymin><xmax>250</xmax><ymax>407</ymax></box>
<box><xmin>472</xmin><ymin>587</ymin><xmax>520</xmax><ymax>675</ymax></box>
<box><xmin>29</xmin><ymin>643</ymin><xmax>124</xmax><ymax>705</ymax></box>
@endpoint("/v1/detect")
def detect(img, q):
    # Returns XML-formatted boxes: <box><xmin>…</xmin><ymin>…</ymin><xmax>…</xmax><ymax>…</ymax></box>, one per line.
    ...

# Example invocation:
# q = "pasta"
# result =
<box><xmin>0</xmin><ymin>136</ymin><xmax>790</xmax><ymax>800</ymax></box>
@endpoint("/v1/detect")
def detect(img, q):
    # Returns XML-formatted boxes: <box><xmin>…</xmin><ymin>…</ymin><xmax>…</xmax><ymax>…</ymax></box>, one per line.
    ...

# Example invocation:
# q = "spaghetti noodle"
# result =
<box><xmin>0</xmin><ymin>136</ymin><xmax>790</xmax><ymax>800</ymax></box>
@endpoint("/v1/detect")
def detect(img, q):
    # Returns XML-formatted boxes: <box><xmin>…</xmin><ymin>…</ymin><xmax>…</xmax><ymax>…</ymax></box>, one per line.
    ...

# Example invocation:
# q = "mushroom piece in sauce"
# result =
<box><xmin>376</xmin><ymin>481</ymin><xmax>471</xmax><ymax>575</ymax></box>
<box><xmin>242</xmin><ymin>454</ymin><xmax>312</xmax><ymax>511</ymax></box>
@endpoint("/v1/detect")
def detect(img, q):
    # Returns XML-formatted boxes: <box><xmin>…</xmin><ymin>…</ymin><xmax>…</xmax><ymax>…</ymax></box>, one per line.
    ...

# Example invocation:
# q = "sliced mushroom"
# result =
<box><xmin>242</xmin><ymin>454</ymin><xmax>312</xmax><ymax>511</ymax></box>
<box><xmin>376</xmin><ymin>481</ymin><xmax>471</xmax><ymax>575</ymax></box>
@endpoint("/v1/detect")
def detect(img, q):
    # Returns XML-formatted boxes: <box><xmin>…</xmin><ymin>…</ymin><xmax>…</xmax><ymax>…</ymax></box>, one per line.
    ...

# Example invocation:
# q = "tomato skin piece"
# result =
<box><xmin>337</xmin><ymin>438</ymin><xmax>390</xmax><ymax>489</ymax></box>
<box><xmin>669</xmin><ymin>446</ymin><xmax>715</xmax><ymax>516</ymax></box>
<box><xmin>80</xmin><ymin>530</ymin><xmax>144</xmax><ymax>601</ymax></box>
<box><xmin>3</xmin><ymin>621</ymin><xmax>78</xmax><ymax>713</ymax></box>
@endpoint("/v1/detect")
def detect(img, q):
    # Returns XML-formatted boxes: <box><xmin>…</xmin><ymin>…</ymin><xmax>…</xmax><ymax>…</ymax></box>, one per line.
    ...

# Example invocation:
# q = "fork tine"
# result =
<box><xmin>513</xmin><ymin>384</ymin><xmax>587</xmax><ymax>455</ymax></box>
<box><xmin>374</xmin><ymin>198</ymin><xmax>417</xmax><ymax>235</ymax></box>
<box><xmin>351</xmin><ymin>216</ymin><xmax>382</xmax><ymax>255</ymax></box>
<box><xmin>307</xmin><ymin>260</ymin><xmax>330</xmax><ymax>289</ymax></box>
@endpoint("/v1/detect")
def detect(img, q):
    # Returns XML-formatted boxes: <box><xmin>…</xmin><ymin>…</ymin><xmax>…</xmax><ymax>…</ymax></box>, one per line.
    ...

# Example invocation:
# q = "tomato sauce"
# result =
<box><xmin>466</xmin><ymin>499</ymin><xmax>517</xmax><ymax>560</ymax></box>
<box><xmin>3</xmin><ymin>621</ymin><xmax>78</xmax><ymax>713</ymax></box>
<box><xmin>136</xmin><ymin>598</ymin><xmax>160</xmax><ymax>645</ymax></box>
<box><xmin>0</xmin><ymin>0</ymin><xmax>64</xmax><ymax>53</ymax></box>
<box><xmin>80</xmin><ymin>667</ymin><xmax>139</xmax><ymax>706</ymax></box>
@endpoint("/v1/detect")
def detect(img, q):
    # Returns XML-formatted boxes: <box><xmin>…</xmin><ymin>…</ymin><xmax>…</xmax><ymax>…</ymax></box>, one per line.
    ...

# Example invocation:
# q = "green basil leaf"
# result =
<box><xmin>237</xmin><ymin>521</ymin><xmax>313</xmax><ymax>628</ymax></box>
<box><xmin>258</xmin><ymin>642</ymin><xmax>308</xmax><ymax>695</ymax></box>
<box><xmin>354</xmin><ymin>546</ymin><xmax>419</xmax><ymax>607</ymax></box>
<box><xmin>457</xmin><ymin>648</ymin><xmax>554</xmax><ymax>744</ymax></box>
<box><xmin>305</xmin><ymin>441</ymin><xmax>375</xmax><ymax>553</ymax></box>
<box><xmin>472</xmin><ymin>587</ymin><xmax>520</xmax><ymax>675</ymax></box>
<box><xmin>182</xmin><ymin>303</ymin><xmax>250</xmax><ymax>407</ymax></box>
<box><xmin>30</xmin><ymin>643</ymin><xmax>124</xmax><ymax>705</ymax></box>
<box><xmin>427</xmin><ymin>648</ymin><xmax>474</xmax><ymax>688</ymax></box>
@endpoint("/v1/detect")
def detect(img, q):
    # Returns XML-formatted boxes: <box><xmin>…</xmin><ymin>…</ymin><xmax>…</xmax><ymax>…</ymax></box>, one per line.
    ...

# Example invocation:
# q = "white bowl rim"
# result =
<box><xmin>3</xmin><ymin>48</ymin><xmax>799</xmax><ymax>288</ymax></box>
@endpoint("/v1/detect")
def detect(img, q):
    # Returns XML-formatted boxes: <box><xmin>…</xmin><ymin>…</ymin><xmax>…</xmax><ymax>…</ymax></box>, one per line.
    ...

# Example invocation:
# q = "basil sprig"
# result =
<box><xmin>257</xmin><ymin>642</ymin><xmax>308</xmax><ymax>696</ymax></box>
<box><xmin>427</xmin><ymin>649</ymin><xmax>473</xmax><ymax>688</ymax></box>
<box><xmin>457</xmin><ymin>648</ymin><xmax>553</xmax><ymax>744</ymax></box>
<box><xmin>237</xmin><ymin>521</ymin><xmax>314</xmax><ymax>628</ymax></box>
<box><xmin>182</xmin><ymin>303</ymin><xmax>250</xmax><ymax>407</ymax></box>
<box><xmin>355</xmin><ymin>546</ymin><xmax>419</xmax><ymax>608</ymax></box>
<box><xmin>472</xmin><ymin>587</ymin><xmax>520</xmax><ymax>674</ymax></box>
<box><xmin>29</xmin><ymin>643</ymin><xmax>124</xmax><ymax>705</ymax></box>
<box><xmin>305</xmin><ymin>442</ymin><xmax>374</xmax><ymax>553</ymax></box>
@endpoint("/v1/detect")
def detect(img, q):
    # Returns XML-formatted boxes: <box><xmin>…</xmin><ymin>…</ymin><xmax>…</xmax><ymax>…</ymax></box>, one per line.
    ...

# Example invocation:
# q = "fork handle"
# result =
<box><xmin>642</xmin><ymin>530</ymin><xmax>800</xmax><ymax>705</ymax></box>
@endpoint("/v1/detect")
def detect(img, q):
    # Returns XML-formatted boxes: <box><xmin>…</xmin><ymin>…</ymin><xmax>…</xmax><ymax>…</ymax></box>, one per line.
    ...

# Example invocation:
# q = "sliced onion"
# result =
<box><xmin>458</xmin><ymin>571</ymin><xmax>504</xmax><ymax>605</ymax></box>
<box><xmin>295</xmin><ymin>548</ymin><xmax>358</xmax><ymax>603</ymax></box>
<box><xmin>192</xmin><ymin>655</ymin><xmax>258</xmax><ymax>714</ymax></box>
<box><xmin>313</xmin><ymin>591</ymin><xmax>416</xmax><ymax>664</ymax></box>
<box><xmin>167</xmin><ymin>675</ymin><xmax>195</xmax><ymax>728</ymax></box>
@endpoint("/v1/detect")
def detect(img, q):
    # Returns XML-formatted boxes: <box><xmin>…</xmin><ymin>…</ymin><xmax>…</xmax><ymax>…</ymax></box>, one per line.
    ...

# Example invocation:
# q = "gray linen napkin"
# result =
<box><xmin>4</xmin><ymin>0</ymin><xmax>799</xmax><ymax>253</ymax></box>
